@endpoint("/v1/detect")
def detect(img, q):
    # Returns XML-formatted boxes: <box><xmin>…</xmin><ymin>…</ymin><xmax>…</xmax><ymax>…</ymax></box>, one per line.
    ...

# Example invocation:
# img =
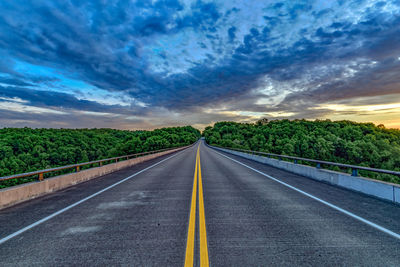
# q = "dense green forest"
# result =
<box><xmin>203</xmin><ymin>119</ymin><xmax>400</xmax><ymax>184</ymax></box>
<box><xmin>0</xmin><ymin>126</ymin><xmax>200</xmax><ymax>187</ymax></box>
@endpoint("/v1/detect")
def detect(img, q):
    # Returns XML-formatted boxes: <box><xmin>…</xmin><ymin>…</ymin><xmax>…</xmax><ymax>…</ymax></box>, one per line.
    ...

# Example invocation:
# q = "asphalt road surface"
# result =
<box><xmin>1</xmin><ymin>140</ymin><xmax>400</xmax><ymax>266</ymax></box>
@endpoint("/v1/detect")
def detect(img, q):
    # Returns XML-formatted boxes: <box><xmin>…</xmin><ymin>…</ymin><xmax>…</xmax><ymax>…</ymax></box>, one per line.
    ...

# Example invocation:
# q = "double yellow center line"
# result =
<box><xmin>185</xmin><ymin>146</ymin><xmax>209</xmax><ymax>267</ymax></box>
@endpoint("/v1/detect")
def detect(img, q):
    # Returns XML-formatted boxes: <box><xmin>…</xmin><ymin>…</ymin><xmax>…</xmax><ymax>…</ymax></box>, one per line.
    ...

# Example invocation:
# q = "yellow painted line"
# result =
<box><xmin>184</xmin><ymin>145</ymin><xmax>210</xmax><ymax>267</ymax></box>
<box><xmin>184</xmin><ymin>146</ymin><xmax>199</xmax><ymax>267</ymax></box>
<box><xmin>198</xmin><ymin>149</ymin><xmax>210</xmax><ymax>267</ymax></box>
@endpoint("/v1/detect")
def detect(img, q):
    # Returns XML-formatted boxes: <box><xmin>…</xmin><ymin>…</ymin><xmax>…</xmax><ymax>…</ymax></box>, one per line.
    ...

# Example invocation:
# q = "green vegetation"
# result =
<box><xmin>203</xmin><ymin>119</ymin><xmax>400</xmax><ymax>184</ymax></box>
<box><xmin>0</xmin><ymin>126</ymin><xmax>200</xmax><ymax>188</ymax></box>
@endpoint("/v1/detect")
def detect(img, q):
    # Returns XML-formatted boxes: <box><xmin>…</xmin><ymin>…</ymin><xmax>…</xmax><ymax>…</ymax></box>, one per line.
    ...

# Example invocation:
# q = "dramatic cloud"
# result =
<box><xmin>0</xmin><ymin>0</ymin><xmax>399</xmax><ymax>129</ymax></box>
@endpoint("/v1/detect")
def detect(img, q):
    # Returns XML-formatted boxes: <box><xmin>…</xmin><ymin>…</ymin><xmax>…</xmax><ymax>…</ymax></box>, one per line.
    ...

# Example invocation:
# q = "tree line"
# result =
<box><xmin>203</xmin><ymin>119</ymin><xmax>400</xmax><ymax>184</ymax></box>
<box><xmin>0</xmin><ymin>126</ymin><xmax>200</xmax><ymax>187</ymax></box>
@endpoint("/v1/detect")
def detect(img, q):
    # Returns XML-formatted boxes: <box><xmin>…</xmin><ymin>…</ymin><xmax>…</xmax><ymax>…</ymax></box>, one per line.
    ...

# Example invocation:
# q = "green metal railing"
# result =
<box><xmin>0</xmin><ymin>146</ymin><xmax>187</xmax><ymax>183</ymax></box>
<box><xmin>209</xmin><ymin>144</ymin><xmax>400</xmax><ymax>178</ymax></box>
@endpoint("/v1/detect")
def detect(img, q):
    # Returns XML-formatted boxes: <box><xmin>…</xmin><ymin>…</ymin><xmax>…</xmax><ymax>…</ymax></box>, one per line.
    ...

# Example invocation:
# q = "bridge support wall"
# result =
<box><xmin>0</xmin><ymin>146</ymin><xmax>187</xmax><ymax>210</ymax></box>
<box><xmin>212</xmin><ymin>146</ymin><xmax>400</xmax><ymax>204</ymax></box>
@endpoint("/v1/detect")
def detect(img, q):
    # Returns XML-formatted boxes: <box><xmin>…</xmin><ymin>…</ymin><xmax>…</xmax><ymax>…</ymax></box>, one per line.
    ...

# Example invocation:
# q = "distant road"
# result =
<box><xmin>1</xmin><ymin>140</ymin><xmax>400</xmax><ymax>266</ymax></box>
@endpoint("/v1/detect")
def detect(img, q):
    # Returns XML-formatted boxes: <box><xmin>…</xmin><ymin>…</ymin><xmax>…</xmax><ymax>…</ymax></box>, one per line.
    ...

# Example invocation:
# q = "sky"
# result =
<box><xmin>1</xmin><ymin>0</ymin><xmax>400</xmax><ymax>130</ymax></box>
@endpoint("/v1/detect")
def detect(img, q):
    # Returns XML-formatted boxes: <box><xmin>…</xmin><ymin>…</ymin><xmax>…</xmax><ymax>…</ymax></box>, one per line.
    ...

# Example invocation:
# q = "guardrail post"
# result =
<box><xmin>99</xmin><ymin>162</ymin><xmax>102</xmax><ymax>167</ymax></box>
<box><xmin>279</xmin><ymin>156</ymin><xmax>282</xmax><ymax>161</ymax></box>
<box><xmin>38</xmin><ymin>173</ymin><xmax>44</xmax><ymax>181</ymax></box>
<box><xmin>294</xmin><ymin>159</ymin><xmax>297</xmax><ymax>164</ymax></box>
<box><xmin>115</xmin><ymin>159</ymin><xmax>118</xmax><ymax>163</ymax></box>
<box><xmin>352</xmin><ymin>168</ymin><xmax>358</xmax><ymax>177</ymax></box>
<box><xmin>316</xmin><ymin>163</ymin><xmax>321</xmax><ymax>169</ymax></box>
<box><xmin>76</xmin><ymin>166</ymin><xmax>80</xmax><ymax>172</ymax></box>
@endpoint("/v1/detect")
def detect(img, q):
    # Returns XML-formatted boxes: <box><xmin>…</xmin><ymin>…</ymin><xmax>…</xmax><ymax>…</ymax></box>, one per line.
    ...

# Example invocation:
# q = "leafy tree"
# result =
<box><xmin>0</xmin><ymin>126</ymin><xmax>200</xmax><ymax>188</ymax></box>
<box><xmin>203</xmin><ymin>119</ymin><xmax>400</xmax><ymax>184</ymax></box>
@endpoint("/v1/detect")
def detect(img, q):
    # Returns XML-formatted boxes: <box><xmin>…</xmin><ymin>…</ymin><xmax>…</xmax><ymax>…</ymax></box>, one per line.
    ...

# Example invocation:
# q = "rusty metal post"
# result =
<box><xmin>76</xmin><ymin>166</ymin><xmax>80</xmax><ymax>172</ymax></box>
<box><xmin>100</xmin><ymin>161</ymin><xmax>102</xmax><ymax>167</ymax></box>
<box><xmin>38</xmin><ymin>173</ymin><xmax>44</xmax><ymax>181</ymax></box>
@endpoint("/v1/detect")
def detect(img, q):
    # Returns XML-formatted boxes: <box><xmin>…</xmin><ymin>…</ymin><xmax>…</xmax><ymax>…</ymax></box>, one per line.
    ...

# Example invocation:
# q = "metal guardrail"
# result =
<box><xmin>0</xmin><ymin>146</ymin><xmax>187</xmax><ymax>182</ymax></box>
<box><xmin>210</xmin><ymin>145</ymin><xmax>400</xmax><ymax>177</ymax></box>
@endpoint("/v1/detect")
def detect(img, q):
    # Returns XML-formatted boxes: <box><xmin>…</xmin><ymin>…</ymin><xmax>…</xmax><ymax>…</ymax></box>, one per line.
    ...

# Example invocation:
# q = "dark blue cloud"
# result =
<box><xmin>0</xmin><ymin>77</ymin><xmax>33</xmax><ymax>87</ymax></box>
<box><xmin>228</xmin><ymin>26</ymin><xmax>236</xmax><ymax>42</ymax></box>
<box><xmin>0</xmin><ymin>85</ymin><xmax>136</xmax><ymax>115</ymax></box>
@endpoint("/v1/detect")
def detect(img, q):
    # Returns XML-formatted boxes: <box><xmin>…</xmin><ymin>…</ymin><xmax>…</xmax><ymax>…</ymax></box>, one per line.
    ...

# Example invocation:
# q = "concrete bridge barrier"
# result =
<box><xmin>0</xmin><ymin>146</ymin><xmax>187</xmax><ymax>210</ymax></box>
<box><xmin>212</xmin><ymin>146</ymin><xmax>400</xmax><ymax>204</ymax></box>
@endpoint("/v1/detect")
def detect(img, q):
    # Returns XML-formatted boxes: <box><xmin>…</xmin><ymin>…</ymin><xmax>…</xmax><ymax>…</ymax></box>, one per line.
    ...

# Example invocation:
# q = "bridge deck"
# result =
<box><xmin>1</xmin><ymin>141</ymin><xmax>399</xmax><ymax>266</ymax></box>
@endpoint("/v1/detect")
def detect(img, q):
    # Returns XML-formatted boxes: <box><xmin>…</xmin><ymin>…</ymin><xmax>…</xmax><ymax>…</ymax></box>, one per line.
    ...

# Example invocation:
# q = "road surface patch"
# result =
<box><xmin>0</xmin><ymin>151</ymin><xmax>184</xmax><ymax>245</ymax></box>
<box><xmin>214</xmin><ymin>150</ymin><xmax>400</xmax><ymax>241</ymax></box>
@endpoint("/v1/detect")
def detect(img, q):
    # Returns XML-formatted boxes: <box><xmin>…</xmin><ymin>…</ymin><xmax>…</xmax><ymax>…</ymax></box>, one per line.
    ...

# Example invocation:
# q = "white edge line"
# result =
<box><xmin>213</xmin><ymin>149</ymin><xmax>400</xmax><ymax>241</ymax></box>
<box><xmin>0</xmin><ymin>148</ymin><xmax>187</xmax><ymax>245</ymax></box>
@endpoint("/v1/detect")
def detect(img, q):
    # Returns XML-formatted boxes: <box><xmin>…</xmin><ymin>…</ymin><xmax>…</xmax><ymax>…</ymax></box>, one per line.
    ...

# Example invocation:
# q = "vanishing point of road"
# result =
<box><xmin>1</xmin><ymin>140</ymin><xmax>400</xmax><ymax>266</ymax></box>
